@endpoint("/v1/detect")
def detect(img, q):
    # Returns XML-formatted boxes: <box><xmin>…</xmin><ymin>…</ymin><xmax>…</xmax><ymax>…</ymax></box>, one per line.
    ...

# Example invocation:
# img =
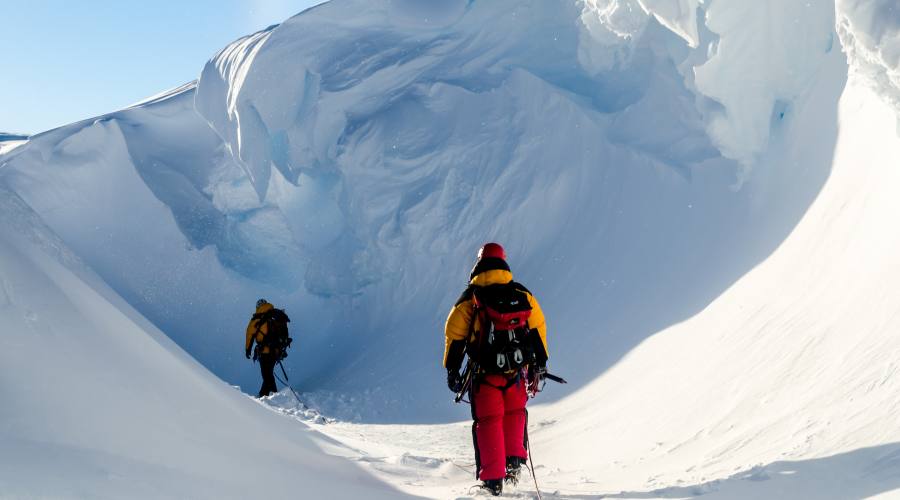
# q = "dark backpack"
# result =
<box><xmin>253</xmin><ymin>308</ymin><xmax>292</xmax><ymax>359</ymax></box>
<box><xmin>471</xmin><ymin>282</ymin><xmax>536</xmax><ymax>373</ymax></box>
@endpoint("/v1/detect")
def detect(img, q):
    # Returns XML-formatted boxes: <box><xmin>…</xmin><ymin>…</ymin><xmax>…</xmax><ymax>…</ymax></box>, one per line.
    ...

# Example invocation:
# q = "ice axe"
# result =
<box><xmin>543</xmin><ymin>372</ymin><xmax>567</xmax><ymax>384</ymax></box>
<box><xmin>454</xmin><ymin>361</ymin><xmax>475</xmax><ymax>403</ymax></box>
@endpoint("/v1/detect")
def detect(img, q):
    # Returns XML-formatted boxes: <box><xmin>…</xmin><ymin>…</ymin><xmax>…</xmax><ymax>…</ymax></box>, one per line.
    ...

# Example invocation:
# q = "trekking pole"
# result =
<box><xmin>276</xmin><ymin>360</ymin><xmax>303</xmax><ymax>404</ymax></box>
<box><xmin>527</xmin><ymin>440</ymin><xmax>543</xmax><ymax>500</ymax></box>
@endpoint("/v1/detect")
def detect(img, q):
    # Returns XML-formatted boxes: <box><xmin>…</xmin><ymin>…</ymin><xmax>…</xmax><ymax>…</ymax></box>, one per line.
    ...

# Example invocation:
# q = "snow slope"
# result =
<box><xmin>0</xmin><ymin>189</ymin><xmax>412</xmax><ymax>498</ymax></box>
<box><xmin>528</xmin><ymin>76</ymin><xmax>900</xmax><ymax>498</ymax></box>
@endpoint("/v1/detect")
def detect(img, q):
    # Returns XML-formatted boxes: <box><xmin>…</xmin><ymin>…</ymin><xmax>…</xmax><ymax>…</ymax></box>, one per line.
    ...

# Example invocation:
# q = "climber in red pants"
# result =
<box><xmin>444</xmin><ymin>243</ymin><xmax>549</xmax><ymax>496</ymax></box>
<box><xmin>471</xmin><ymin>373</ymin><xmax>529</xmax><ymax>484</ymax></box>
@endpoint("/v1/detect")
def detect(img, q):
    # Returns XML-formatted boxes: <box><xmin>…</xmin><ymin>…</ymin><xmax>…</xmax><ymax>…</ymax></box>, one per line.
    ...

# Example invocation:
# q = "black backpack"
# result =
<box><xmin>253</xmin><ymin>308</ymin><xmax>292</xmax><ymax>360</ymax></box>
<box><xmin>470</xmin><ymin>282</ymin><xmax>536</xmax><ymax>373</ymax></box>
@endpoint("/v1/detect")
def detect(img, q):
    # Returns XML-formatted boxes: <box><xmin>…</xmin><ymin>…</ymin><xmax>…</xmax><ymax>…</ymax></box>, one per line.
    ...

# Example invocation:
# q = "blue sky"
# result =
<box><xmin>1</xmin><ymin>1</ymin><xmax>321</xmax><ymax>134</ymax></box>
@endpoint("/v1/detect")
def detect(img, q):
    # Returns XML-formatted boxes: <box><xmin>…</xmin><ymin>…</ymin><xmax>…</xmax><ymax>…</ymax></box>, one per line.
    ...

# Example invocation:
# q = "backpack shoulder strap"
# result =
<box><xmin>454</xmin><ymin>284</ymin><xmax>476</xmax><ymax>307</ymax></box>
<box><xmin>252</xmin><ymin>311</ymin><xmax>268</xmax><ymax>328</ymax></box>
<box><xmin>251</xmin><ymin>310</ymin><xmax>274</xmax><ymax>337</ymax></box>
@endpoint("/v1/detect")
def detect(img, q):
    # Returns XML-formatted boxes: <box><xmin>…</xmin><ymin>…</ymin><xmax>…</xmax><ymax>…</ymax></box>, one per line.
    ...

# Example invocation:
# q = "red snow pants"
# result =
<box><xmin>471</xmin><ymin>373</ymin><xmax>528</xmax><ymax>481</ymax></box>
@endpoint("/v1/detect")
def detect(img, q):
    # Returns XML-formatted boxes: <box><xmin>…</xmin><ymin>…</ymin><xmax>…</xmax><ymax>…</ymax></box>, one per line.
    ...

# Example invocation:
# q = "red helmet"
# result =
<box><xmin>477</xmin><ymin>242</ymin><xmax>506</xmax><ymax>260</ymax></box>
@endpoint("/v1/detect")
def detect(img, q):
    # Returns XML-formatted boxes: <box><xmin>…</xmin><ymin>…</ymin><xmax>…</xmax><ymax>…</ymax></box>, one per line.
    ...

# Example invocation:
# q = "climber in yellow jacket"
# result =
<box><xmin>245</xmin><ymin>299</ymin><xmax>292</xmax><ymax>397</ymax></box>
<box><xmin>444</xmin><ymin>243</ymin><xmax>548</xmax><ymax>496</ymax></box>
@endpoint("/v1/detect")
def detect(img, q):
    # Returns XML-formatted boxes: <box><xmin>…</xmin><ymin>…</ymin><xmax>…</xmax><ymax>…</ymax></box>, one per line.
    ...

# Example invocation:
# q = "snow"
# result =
<box><xmin>577</xmin><ymin>0</ymin><xmax>837</xmax><ymax>169</ymax></box>
<box><xmin>6</xmin><ymin>0</ymin><xmax>743</xmax><ymax>412</ymax></box>
<box><xmin>3</xmin><ymin>0</ymin><xmax>900</xmax><ymax>498</ymax></box>
<box><xmin>578</xmin><ymin>0</ymin><xmax>700</xmax><ymax>54</ymax></box>
<box><xmin>184</xmin><ymin>0</ymin><xmax>852</xmax><ymax>423</ymax></box>
<box><xmin>526</xmin><ymin>76</ymin><xmax>900</xmax><ymax>498</ymax></box>
<box><xmin>0</xmin><ymin>132</ymin><xmax>28</xmax><ymax>155</ymax></box>
<box><xmin>578</xmin><ymin>0</ymin><xmax>651</xmax><ymax>73</ymax></box>
<box><xmin>638</xmin><ymin>0</ymin><xmax>700</xmax><ymax>47</ymax></box>
<box><xmin>0</xmin><ymin>83</ymin><xmax>327</xmax><ymax>393</ymax></box>
<box><xmin>837</xmin><ymin>0</ymin><xmax>900</xmax><ymax>114</ymax></box>
<box><xmin>252</xmin><ymin>44</ymin><xmax>900</xmax><ymax>500</ymax></box>
<box><xmin>0</xmin><ymin>189</ymin><xmax>411</xmax><ymax>499</ymax></box>
<box><xmin>692</xmin><ymin>0</ymin><xmax>836</xmax><ymax>168</ymax></box>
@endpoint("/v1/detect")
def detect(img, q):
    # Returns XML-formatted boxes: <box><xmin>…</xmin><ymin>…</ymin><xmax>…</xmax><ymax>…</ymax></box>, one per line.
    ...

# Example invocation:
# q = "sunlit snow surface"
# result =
<box><xmin>3</xmin><ymin>0</ymin><xmax>900</xmax><ymax>498</ymax></box>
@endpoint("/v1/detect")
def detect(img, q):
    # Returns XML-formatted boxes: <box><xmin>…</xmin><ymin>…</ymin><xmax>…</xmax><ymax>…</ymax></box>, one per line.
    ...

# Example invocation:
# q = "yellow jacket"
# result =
<box><xmin>443</xmin><ymin>268</ymin><xmax>548</xmax><ymax>369</ymax></box>
<box><xmin>246</xmin><ymin>302</ymin><xmax>275</xmax><ymax>355</ymax></box>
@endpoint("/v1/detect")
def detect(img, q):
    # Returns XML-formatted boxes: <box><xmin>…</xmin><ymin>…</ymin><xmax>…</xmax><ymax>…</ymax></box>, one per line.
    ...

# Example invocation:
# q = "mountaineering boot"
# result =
<box><xmin>505</xmin><ymin>456</ymin><xmax>527</xmax><ymax>485</ymax></box>
<box><xmin>482</xmin><ymin>478</ymin><xmax>503</xmax><ymax>496</ymax></box>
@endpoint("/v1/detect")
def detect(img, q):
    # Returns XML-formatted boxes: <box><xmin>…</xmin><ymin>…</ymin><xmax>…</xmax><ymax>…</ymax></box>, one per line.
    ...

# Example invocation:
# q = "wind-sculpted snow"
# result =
<box><xmin>1</xmin><ymin>0</ymin><xmax>843</xmax><ymax>421</ymax></box>
<box><xmin>9</xmin><ymin>1</ymin><xmax>900</xmax><ymax>497</ymax></box>
<box><xmin>837</xmin><ymin>0</ymin><xmax>900</xmax><ymax>114</ymax></box>
<box><xmin>196</xmin><ymin>0</ymin><xmax>720</xmax><ymax>204</ymax></box>
<box><xmin>575</xmin><ymin>0</ymin><xmax>836</xmax><ymax>169</ymax></box>
<box><xmin>195</xmin><ymin>29</ymin><xmax>276</xmax><ymax>199</ymax></box>
<box><xmin>637</xmin><ymin>0</ymin><xmax>700</xmax><ymax>47</ymax></box>
<box><xmin>0</xmin><ymin>85</ymin><xmax>321</xmax><ymax>390</ymax></box>
<box><xmin>579</xmin><ymin>0</ymin><xmax>699</xmax><ymax>61</ymax></box>
<box><xmin>691</xmin><ymin>0</ymin><xmax>835</xmax><ymax>169</ymax></box>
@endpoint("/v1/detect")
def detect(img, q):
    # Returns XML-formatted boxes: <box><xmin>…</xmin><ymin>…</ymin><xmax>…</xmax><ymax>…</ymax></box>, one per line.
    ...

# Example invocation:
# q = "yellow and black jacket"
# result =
<box><xmin>246</xmin><ymin>302</ymin><xmax>276</xmax><ymax>355</ymax></box>
<box><xmin>443</xmin><ymin>257</ymin><xmax>548</xmax><ymax>373</ymax></box>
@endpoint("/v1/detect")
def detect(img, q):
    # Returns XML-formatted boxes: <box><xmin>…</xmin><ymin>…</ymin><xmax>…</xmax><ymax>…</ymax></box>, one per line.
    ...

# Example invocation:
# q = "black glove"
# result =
<box><xmin>245</xmin><ymin>347</ymin><xmax>252</xmax><ymax>359</ymax></box>
<box><xmin>447</xmin><ymin>369</ymin><xmax>463</xmax><ymax>393</ymax></box>
<box><xmin>530</xmin><ymin>364</ymin><xmax>547</xmax><ymax>382</ymax></box>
